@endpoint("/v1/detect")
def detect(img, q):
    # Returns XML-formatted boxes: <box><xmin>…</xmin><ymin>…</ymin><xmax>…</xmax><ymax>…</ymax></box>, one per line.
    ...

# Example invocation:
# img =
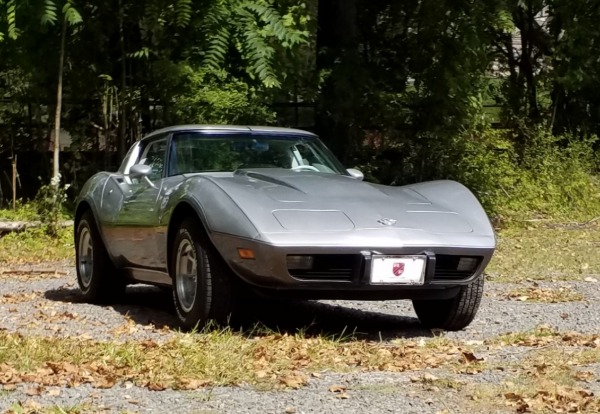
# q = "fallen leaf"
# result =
<box><xmin>329</xmin><ymin>385</ymin><xmax>347</xmax><ymax>393</ymax></box>
<box><xmin>461</xmin><ymin>351</ymin><xmax>485</xmax><ymax>363</ymax></box>
<box><xmin>573</xmin><ymin>370</ymin><xmax>594</xmax><ymax>382</ymax></box>
<box><xmin>255</xmin><ymin>370</ymin><xmax>268</xmax><ymax>379</ymax></box>
<box><xmin>280</xmin><ymin>373</ymin><xmax>307</xmax><ymax>389</ymax></box>
<box><xmin>147</xmin><ymin>382</ymin><xmax>167</xmax><ymax>391</ymax></box>
<box><xmin>178</xmin><ymin>378</ymin><xmax>211</xmax><ymax>390</ymax></box>
<box><xmin>25</xmin><ymin>385</ymin><xmax>44</xmax><ymax>396</ymax></box>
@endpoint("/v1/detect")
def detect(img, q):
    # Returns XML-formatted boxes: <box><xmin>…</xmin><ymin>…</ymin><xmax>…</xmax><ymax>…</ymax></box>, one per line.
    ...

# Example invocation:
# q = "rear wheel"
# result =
<box><xmin>75</xmin><ymin>211</ymin><xmax>124</xmax><ymax>303</ymax></box>
<box><xmin>412</xmin><ymin>274</ymin><xmax>484</xmax><ymax>331</ymax></box>
<box><xmin>171</xmin><ymin>218</ymin><xmax>235</xmax><ymax>330</ymax></box>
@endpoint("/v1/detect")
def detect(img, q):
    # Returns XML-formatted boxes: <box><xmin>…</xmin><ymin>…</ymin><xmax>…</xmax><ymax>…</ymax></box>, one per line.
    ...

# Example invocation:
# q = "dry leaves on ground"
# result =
<box><xmin>504</xmin><ymin>286</ymin><xmax>584</xmax><ymax>303</ymax></box>
<box><xmin>504</xmin><ymin>383</ymin><xmax>600</xmax><ymax>413</ymax></box>
<box><xmin>0</xmin><ymin>331</ymin><xmax>476</xmax><ymax>392</ymax></box>
<box><xmin>490</xmin><ymin>326</ymin><xmax>600</xmax><ymax>348</ymax></box>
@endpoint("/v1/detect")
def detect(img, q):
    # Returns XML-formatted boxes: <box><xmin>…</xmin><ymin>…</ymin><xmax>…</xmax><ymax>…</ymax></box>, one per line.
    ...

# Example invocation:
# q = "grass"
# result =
<box><xmin>504</xmin><ymin>286</ymin><xmax>584</xmax><ymax>302</ymax></box>
<box><xmin>0</xmin><ymin>203</ymin><xmax>42</xmax><ymax>222</ymax></box>
<box><xmin>487</xmin><ymin>222</ymin><xmax>600</xmax><ymax>282</ymax></box>
<box><xmin>466</xmin><ymin>346</ymin><xmax>600</xmax><ymax>413</ymax></box>
<box><xmin>5</xmin><ymin>402</ymin><xmax>91</xmax><ymax>414</ymax></box>
<box><xmin>0</xmin><ymin>328</ymin><xmax>470</xmax><ymax>391</ymax></box>
<box><xmin>486</xmin><ymin>325</ymin><xmax>600</xmax><ymax>348</ymax></box>
<box><xmin>0</xmin><ymin>226</ymin><xmax>73</xmax><ymax>264</ymax></box>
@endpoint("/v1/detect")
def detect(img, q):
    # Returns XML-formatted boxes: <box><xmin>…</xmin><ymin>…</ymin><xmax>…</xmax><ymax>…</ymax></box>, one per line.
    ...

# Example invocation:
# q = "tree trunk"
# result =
<box><xmin>52</xmin><ymin>18</ymin><xmax>67</xmax><ymax>185</ymax></box>
<box><xmin>316</xmin><ymin>0</ymin><xmax>362</xmax><ymax>164</ymax></box>
<box><xmin>118</xmin><ymin>0</ymin><xmax>127</xmax><ymax>161</ymax></box>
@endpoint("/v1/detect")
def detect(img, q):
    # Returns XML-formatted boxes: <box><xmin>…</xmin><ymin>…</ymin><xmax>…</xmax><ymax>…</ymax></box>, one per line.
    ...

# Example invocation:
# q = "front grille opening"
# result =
<box><xmin>288</xmin><ymin>254</ymin><xmax>356</xmax><ymax>280</ymax></box>
<box><xmin>435</xmin><ymin>255</ymin><xmax>482</xmax><ymax>281</ymax></box>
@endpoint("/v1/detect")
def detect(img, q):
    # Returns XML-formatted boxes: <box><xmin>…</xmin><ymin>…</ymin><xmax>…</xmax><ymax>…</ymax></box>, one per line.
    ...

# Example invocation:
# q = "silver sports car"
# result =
<box><xmin>74</xmin><ymin>125</ymin><xmax>495</xmax><ymax>331</ymax></box>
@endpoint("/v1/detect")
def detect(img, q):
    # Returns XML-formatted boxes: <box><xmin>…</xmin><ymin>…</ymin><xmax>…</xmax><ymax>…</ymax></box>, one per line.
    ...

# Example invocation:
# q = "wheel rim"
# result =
<box><xmin>78</xmin><ymin>227</ymin><xmax>94</xmax><ymax>288</ymax></box>
<box><xmin>175</xmin><ymin>238</ymin><xmax>197</xmax><ymax>313</ymax></box>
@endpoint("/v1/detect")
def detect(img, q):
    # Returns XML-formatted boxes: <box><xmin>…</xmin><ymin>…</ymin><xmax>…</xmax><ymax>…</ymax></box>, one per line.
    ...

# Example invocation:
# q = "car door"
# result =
<box><xmin>111</xmin><ymin>137</ymin><xmax>168</xmax><ymax>269</ymax></box>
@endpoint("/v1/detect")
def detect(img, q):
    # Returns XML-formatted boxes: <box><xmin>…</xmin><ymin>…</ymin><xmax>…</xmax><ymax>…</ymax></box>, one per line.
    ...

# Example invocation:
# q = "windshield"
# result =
<box><xmin>169</xmin><ymin>132</ymin><xmax>347</xmax><ymax>175</ymax></box>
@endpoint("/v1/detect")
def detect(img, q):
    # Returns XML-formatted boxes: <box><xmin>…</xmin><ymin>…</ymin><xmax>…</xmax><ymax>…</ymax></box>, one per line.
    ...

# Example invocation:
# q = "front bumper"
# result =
<box><xmin>211</xmin><ymin>232</ymin><xmax>494</xmax><ymax>300</ymax></box>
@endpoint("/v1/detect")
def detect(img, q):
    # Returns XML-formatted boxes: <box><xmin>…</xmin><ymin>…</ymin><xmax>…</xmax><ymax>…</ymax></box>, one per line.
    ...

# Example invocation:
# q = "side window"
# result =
<box><xmin>139</xmin><ymin>139</ymin><xmax>167</xmax><ymax>181</ymax></box>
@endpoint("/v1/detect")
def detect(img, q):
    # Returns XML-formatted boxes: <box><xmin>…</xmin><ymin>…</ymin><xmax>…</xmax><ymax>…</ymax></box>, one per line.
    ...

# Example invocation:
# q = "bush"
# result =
<box><xmin>450</xmin><ymin>126</ymin><xmax>600</xmax><ymax>222</ymax></box>
<box><xmin>34</xmin><ymin>175</ymin><xmax>71</xmax><ymax>237</ymax></box>
<box><xmin>170</xmin><ymin>67</ymin><xmax>276</xmax><ymax>125</ymax></box>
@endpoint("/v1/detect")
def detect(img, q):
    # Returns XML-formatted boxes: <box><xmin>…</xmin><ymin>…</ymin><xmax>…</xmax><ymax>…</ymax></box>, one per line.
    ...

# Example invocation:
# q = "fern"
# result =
<box><xmin>62</xmin><ymin>0</ymin><xmax>82</xmax><ymax>25</ymax></box>
<box><xmin>7</xmin><ymin>0</ymin><xmax>17</xmax><ymax>39</ymax></box>
<box><xmin>41</xmin><ymin>0</ymin><xmax>57</xmax><ymax>25</ymax></box>
<box><xmin>204</xmin><ymin>24</ymin><xmax>231</xmax><ymax>70</ymax></box>
<box><xmin>175</xmin><ymin>0</ymin><xmax>192</xmax><ymax>27</ymax></box>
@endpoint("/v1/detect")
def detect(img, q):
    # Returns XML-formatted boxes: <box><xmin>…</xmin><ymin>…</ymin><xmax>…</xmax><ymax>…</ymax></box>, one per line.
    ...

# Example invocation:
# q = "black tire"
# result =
<box><xmin>75</xmin><ymin>211</ymin><xmax>124</xmax><ymax>303</ymax></box>
<box><xmin>171</xmin><ymin>217</ymin><xmax>235</xmax><ymax>330</ymax></box>
<box><xmin>412</xmin><ymin>274</ymin><xmax>484</xmax><ymax>331</ymax></box>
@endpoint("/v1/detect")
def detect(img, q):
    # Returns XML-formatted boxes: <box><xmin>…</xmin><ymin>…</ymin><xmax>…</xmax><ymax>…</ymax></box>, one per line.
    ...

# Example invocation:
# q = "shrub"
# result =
<box><xmin>451</xmin><ymin>126</ymin><xmax>600</xmax><ymax>222</ymax></box>
<box><xmin>34</xmin><ymin>175</ymin><xmax>70</xmax><ymax>237</ymax></box>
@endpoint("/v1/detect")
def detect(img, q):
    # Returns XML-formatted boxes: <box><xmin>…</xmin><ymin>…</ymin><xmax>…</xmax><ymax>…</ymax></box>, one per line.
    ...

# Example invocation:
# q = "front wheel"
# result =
<box><xmin>412</xmin><ymin>274</ymin><xmax>484</xmax><ymax>331</ymax></box>
<box><xmin>171</xmin><ymin>218</ymin><xmax>235</xmax><ymax>330</ymax></box>
<box><xmin>75</xmin><ymin>211</ymin><xmax>124</xmax><ymax>303</ymax></box>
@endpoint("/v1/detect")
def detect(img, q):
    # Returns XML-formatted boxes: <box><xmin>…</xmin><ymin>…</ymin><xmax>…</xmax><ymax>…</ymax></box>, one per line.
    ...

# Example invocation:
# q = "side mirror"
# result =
<box><xmin>346</xmin><ymin>168</ymin><xmax>364</xmax><ymax>181</ymax></box>
<box><xmin>129</xmin><ymin>164</ymin><xmax>152</xmax><ymax>179</ymax></box>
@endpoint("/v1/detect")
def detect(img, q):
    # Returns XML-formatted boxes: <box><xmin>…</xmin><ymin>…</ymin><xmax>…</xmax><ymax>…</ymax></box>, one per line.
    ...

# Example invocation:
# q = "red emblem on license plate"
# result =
<box><xmin>392</xmin><ymin>262</ymin><xmax>405</xmax><ymax>276</ymax></box>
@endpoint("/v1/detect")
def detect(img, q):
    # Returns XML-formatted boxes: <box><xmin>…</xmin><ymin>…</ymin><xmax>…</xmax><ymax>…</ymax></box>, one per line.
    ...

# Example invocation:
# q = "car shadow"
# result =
<box><xmin>44</xmin><ymin>285</ymin><xmax>433</xmax><ymax>340</ymax></box>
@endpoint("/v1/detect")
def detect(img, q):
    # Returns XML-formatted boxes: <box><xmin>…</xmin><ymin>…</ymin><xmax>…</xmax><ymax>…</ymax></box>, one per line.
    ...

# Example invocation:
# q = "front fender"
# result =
<box><xmin>406</xmin><ymin>180</ymin><xmax>495</xmax><ymax>239</ymax></box>
<box><xmin>162</xmin><ymin>176</ymin><xmax>260</xmax><ymax>240</ymax></box>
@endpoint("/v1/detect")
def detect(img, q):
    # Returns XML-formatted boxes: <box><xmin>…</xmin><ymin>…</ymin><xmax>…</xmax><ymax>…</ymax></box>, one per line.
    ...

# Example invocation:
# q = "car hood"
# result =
<box><xmin>201</xmin><ymin>169</ymin><xmax>474</xmax><ymax>235</ymax></box>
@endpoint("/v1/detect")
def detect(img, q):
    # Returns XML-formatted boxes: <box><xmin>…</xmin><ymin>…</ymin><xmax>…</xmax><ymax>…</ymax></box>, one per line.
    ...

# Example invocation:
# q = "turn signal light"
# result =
<box><xmin>238</xmin><ymin>248</ymin><xmax>255</xmax><ymax>259</ymax></box>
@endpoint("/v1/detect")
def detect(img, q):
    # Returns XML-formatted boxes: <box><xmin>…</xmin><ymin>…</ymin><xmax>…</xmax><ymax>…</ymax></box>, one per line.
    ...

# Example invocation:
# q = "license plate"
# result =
<box><xmin>370</xmin><ymin>255</ymin><xmax>426</xmax><ymax>285</ymax></box>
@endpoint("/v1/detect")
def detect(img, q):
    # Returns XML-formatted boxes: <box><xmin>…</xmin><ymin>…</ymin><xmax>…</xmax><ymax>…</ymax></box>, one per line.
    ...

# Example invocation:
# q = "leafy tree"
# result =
<box><xmin>547</xmin><ymin>0</ymin><xmax>600</xmax><ymax>137</ymax></box>
<box><xmin>317</xmin><ymin>0</ymin><xmax>500</xmax><ymax>176</ymax></box>
<box><xmin>201</xmin><ymin>0</ymin><xmax>309</xmax><ymax>88</ymax></box>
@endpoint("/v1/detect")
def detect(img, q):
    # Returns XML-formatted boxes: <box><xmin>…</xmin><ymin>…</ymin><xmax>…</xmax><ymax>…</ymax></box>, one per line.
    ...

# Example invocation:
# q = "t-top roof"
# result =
<box><xmin>143</xmin><ymin>125</ymin><xmax>317</xmax><ymax>140</ymax></box>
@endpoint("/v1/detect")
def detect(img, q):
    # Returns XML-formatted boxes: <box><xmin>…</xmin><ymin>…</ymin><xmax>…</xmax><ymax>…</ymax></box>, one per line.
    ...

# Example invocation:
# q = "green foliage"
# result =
<box><xmin>41</xmin><ymin>0</ymin><xmax>58</xmax><ymax>25</ymax></box>
<box><xmin>450</xmin><ymin>126</ymin><xmax>600</xmax><ymax>221</ymax></box>
<box><xmin>62</xmin><ymin>0</ymin><xmax>82</xmax><ymax>25</ymax></box>
<box><xmin>6</xmin><ymin>0</ymin><xmax>17</xmax><ymax>39</ymax></box>
<box><xmin>170</xmin><ymin>66</ymin><xmax>275</xmax><ymax>125</ymax></box>
<box><xmin>0</xmin><ymin>225</ymin><xmax>73</xmax><ymax>263</ymax></box>
<box><xmin>0</xmin><ymin>202</ymin><xmax>40</xmax><ymax>221</ymax></box>
<box><xmin>202</xmin><ymin>0</ymin><xmax>309</xmax><ymax>88</ymax></box>
<box><xmin>34</xmin><ymin>176</ymin><xmax>70</xmax><ymax>237</ymax></box>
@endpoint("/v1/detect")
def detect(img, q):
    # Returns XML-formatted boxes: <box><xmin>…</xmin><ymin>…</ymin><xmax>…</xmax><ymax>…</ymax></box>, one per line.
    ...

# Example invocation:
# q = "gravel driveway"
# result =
<box><xmin>1</xmin><ymin>262</ymin><xmax>600</xmax><ymax>413</ymax></box>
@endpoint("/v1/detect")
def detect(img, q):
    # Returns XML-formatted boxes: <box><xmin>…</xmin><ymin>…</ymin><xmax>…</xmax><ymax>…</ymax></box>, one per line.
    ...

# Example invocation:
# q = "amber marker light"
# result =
<box><xmin>238</xmin><ymin>248</ymin><xmax>256</xmax><ymax>259</ymax></box>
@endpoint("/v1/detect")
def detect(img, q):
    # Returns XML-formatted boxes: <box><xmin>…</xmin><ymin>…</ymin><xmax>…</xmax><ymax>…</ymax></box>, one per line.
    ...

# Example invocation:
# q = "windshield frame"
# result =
<box><xmin>167</xmin><ymin>132</ymin><xmax>349</xmax><ymax>176</ymax></box>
